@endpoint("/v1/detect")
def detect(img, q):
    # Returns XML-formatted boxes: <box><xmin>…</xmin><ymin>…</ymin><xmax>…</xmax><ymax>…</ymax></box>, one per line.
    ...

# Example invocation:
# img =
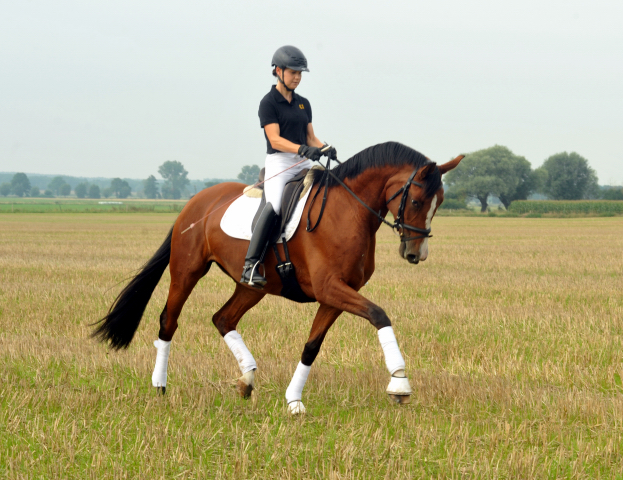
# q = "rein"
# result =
<box><xmin>306</xmin><ymin>159</ymin><xmax>432</xmax><ymax>242</ymax></box>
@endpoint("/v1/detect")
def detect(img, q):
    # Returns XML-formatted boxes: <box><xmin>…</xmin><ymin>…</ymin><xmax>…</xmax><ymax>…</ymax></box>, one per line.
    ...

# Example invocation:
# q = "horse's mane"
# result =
<box><xmin>315</xmin><ymin>141</ymin><xmax>442</xmax><ymax>198</ymax></box>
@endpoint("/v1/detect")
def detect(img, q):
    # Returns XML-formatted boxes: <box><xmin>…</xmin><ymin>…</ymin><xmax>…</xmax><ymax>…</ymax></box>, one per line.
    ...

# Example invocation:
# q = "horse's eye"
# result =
<box><xmin>411</xmin><ymin>199</ymin><xmax>419</xmax><ymax>208</ymax></box>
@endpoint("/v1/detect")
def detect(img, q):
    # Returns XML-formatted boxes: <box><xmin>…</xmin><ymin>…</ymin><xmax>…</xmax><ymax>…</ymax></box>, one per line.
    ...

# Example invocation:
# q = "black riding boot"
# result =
<box><xmin>240</xmin><ymin>203</ymin><xmax>278</xmax><ymax>288</ymax></box>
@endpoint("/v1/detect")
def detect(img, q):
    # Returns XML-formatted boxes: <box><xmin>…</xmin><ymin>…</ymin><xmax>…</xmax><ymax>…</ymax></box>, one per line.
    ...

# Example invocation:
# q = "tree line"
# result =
<box><xmin>3</xmin><ymin>152</ymin><xmax>620</xmax><ymax>207</ymax></box>
<box><xmin>443</xmin><ymin>146</ymin><xmax>622</xmax><ymax>212</ymax></box>
<box><xmin>0</xmin><ymin>160</ymin><xmax>191</xmax><ymax>200</ymax></box>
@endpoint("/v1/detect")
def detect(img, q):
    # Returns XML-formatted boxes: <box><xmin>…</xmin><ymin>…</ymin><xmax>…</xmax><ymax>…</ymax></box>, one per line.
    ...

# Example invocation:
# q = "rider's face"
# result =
<box><xmin>277</xmin><ymin>68</ymin><xmax>302</xmax><ymax>90</ymax></box>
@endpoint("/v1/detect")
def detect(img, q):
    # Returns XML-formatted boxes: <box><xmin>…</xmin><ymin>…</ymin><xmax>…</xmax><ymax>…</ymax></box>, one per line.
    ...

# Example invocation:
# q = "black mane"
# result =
<box><xmin>315</xmin><ymin>141</ymin><xmax>441</xmax><ymax>198</ymax></box>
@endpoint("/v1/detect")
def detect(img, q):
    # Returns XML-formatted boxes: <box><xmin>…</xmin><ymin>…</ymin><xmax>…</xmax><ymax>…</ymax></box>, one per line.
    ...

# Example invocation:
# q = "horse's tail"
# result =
<box><xmin>92</xmin><ymin>227</ymin><xmax>173</xmax><ymax>350</ymax></box>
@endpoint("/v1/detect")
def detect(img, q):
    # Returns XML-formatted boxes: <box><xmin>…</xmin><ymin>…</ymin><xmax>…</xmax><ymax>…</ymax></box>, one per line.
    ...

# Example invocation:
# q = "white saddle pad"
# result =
<box><xmin>220</xmin><ymin>187</ymin><xmax>312</xmax><ymax>243</ymax></box>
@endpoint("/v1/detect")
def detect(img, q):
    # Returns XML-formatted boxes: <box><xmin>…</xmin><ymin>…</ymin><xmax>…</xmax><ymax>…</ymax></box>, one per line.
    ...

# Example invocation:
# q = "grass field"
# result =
<box><xmin>0</xmin><ymin>198</ymin><xmax>187</xmax><ymax>214</ymax></box>
<box><xmin>1</xmin><ymin>213</ymin><xmax>622</xmax><ymax>479</ymax></box>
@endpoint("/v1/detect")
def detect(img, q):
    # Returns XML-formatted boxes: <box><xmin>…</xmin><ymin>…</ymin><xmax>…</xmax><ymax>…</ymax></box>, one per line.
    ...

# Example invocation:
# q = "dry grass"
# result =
<box><xmin>1</xmin><ymin>213</ymin><xmax>623</xmax><ymax>479</ymax></box>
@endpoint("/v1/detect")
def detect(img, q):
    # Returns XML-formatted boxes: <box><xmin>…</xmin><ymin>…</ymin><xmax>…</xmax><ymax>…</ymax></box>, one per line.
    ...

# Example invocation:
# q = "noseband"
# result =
<box><xmin>307</xmin><ymin>161</ymin><xmax>432</xmax><ymax>242</ymax></box>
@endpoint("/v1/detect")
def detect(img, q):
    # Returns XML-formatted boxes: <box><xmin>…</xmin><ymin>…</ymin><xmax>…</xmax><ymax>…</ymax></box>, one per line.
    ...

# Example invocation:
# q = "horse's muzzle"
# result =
<box><xmin>399</xmin><ymin>242</ymin><xmax>421</xmax><ymax>264</ymax></box>
<box><xmin>406</xmin><ymin>254</ymin><xmax>420</xmax><ymax>264</ymax></box>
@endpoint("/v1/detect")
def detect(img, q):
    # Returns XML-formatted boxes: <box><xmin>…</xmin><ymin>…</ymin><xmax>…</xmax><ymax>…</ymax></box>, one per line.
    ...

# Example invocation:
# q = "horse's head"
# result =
<box><xmin>386</xmin><ymin>155</ymin><xmax>463</xmax><ymax>264</ymax></box>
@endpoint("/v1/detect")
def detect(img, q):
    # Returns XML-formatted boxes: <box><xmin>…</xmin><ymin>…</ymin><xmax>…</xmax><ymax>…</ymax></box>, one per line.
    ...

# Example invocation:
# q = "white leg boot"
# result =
<box><xmin>223</xmin><ymin>331</ymin><xmax>257</xmax><ymax>398</ymax></box>
<box><xmin>152</xmin><ymin>338</ymin><xmax>171</xmax><ymax>393</ymax></box>
<box><xmin>378</xmin><ymin>326</ymin><xmax>412</xmax><ymax>404</ymax></box>
<box><xmin>285</xmin><ymin>362</ymin><xmax>311</xmax><ymax>414</ymax></box>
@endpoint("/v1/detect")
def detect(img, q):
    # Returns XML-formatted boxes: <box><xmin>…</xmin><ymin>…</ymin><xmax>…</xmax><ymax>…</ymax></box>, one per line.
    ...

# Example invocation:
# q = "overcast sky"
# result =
<box><xmin>2</xmin><ymin>0</ymin><xmax>622</xmax><ymax>184</ymax></box>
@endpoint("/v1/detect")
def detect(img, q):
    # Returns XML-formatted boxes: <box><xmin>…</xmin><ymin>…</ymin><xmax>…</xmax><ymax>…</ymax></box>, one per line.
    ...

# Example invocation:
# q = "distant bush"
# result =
<box><xmin>603</xmin><ymin>188</ymin><xmax>623</xmax><ymax>200</ymax></box>
<box><xmin>43</xmin><ymin>190</ymin><xmax>54</xmax><ymax>198</ymax></box>
<box><xmin>0</xmin><ymin>183</ymin><xmax>11</xmax><ymax>196</ymax></box>
<box><xmin>509</xmin><ymin>200</ymin><xmax>623</xmax><ymax>216</ymax></box>
<box><xmin>88</xmin><ymin>185</ymin><xmax>101</xmax><ymax>199</ymax></box>
<box><xmin>30</xmin><ymin>187</ymin><xmax>40</xmax><ymax>197</ymax></box>
<box><xmin>60</xmin><ymin>183</ymin><xmax>71</xmax><ymax>196</ymax></box>
<box><xmin>439</xmin><ymin>198</ymin><xmax>467</xmax><ymax>210</ymax></box>
<box><xmin>75</xmin><ymin>182</ymin><xmax>88</xmax><ymax>199</ymax></box>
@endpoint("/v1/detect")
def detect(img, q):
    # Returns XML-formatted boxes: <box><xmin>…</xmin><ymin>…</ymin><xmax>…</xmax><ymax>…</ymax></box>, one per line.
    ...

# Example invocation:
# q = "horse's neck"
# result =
<box><xmin>341</xmin><ymin>168</ymin><xmax>393</xmax><ymax>228</ymax></box>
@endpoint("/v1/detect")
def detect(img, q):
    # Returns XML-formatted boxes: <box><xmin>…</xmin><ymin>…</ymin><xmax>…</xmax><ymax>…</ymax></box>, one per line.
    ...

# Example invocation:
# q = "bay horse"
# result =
<box><xmin>94</xmin><ymin>141</ymin><xmax>463</xmax><ymax>414</ymax></box>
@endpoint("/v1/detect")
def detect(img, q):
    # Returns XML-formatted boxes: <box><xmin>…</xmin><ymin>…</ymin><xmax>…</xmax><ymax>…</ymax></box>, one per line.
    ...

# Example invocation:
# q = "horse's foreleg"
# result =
<box><xmin>316</xmin><ymin>278</ymin><xmax>412</xmax><ymax>404</ymax></box>
<box><xmin>286</xmin><ymin>304</ymin><xmax>342</xmax><ymax>414</ymax></box>
<box><xmin>212</xmin><ymin>284</ymin><xmax>265</xmax><ymax>399</ymax></box>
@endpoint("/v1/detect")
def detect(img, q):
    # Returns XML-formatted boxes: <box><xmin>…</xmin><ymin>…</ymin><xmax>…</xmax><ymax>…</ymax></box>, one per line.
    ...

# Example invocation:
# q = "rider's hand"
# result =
<box><xmin>322</xmin><ymin>144</ymin><xmax>337</xmax><ymax>161</ymax></box>
<box><xmin>298</xmin><ymin>145</ymin><xmax>323</xmax><ymax>161</ymax></box>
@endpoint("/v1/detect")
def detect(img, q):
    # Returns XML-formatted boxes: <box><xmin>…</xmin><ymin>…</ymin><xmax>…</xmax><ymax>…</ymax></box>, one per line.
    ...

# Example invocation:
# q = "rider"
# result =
<box><xmin>240</xmin><ymin>45</ymin><xmax>337</xmax><ymax>288</ymax></box>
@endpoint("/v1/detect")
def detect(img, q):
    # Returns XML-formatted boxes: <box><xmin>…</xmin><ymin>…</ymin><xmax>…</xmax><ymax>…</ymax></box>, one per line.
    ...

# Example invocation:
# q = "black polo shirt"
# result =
<box><xmin>258</xmin><ymin>85</ymin><xmax>312</xmax><ymax>154</ymax></box>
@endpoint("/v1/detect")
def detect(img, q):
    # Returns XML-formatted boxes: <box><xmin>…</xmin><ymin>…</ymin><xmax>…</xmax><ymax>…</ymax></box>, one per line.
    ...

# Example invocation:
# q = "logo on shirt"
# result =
<box><xmin>299</xmin><ymin>104</ymin><xmax>305</xmax><ymax>109</ymax></box>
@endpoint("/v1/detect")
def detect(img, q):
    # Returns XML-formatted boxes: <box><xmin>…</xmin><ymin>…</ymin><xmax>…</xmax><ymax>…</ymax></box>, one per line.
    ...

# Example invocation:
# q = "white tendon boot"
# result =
<box><xmin>285</xmin><ymin>362</ymin><xmax>311</xmax><ymax>415</ymax></box>
<box><xmin>152</xmin><ymin>339</ymin><xmax>171</xmax><ymax>393</ymax></box>
<box><xmin>223</xmin><ymin>331</ymin><xmax>257</xmax><ymax>398</ymax></box>
<box><xmin>378</xmin><ymin>326</ymin><xmax>412</xmax><ymax>404</ymax></box>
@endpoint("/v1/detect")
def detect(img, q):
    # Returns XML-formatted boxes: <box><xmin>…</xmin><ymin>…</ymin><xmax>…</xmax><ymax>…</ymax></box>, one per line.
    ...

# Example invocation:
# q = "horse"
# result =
<box><xmin>93</xmin><ymin>141</ymin><xmax>463</xmax><ymax>414</ymax></box>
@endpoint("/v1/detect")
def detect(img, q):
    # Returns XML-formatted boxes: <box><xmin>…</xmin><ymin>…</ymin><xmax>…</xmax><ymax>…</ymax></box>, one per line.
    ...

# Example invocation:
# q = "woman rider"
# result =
<box><xmin>240</xmin><ymin>45</ymin><xmax>337</xmax><ymax>288</ymax></box>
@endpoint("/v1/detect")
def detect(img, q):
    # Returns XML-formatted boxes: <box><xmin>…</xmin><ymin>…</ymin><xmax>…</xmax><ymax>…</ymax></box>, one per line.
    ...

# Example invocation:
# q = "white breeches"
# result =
<box><xmin>264</xmin><ymin>152</ymin><xmax>312</xmax><ymax>212</ymax></box>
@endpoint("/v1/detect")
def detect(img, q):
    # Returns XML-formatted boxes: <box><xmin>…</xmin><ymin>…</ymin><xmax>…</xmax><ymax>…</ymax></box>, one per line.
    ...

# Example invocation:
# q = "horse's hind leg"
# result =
<box><xmin>286</xmin><ymin>304</ymin><xmax>342</xmax><ymax>414</ymax></box>
<box><xmin>212</xmin><ymin>283</ymin><xmax>265</xmax><ymax>399</ymax></box>
<box><xmin>151</xmin><ymin>261</ymin><xmax>210</xmax><ymax>394</ymax></box>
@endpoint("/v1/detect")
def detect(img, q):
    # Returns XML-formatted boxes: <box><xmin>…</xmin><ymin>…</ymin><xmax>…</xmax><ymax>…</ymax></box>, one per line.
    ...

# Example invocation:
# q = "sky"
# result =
<box><xmin>1</xmin><ymin>0</ymin><xmax>622</xmax><ymax>184</ymax></box>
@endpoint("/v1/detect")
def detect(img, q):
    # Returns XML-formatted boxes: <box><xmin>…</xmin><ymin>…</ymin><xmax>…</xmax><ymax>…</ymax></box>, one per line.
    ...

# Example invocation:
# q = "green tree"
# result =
<box><xmin>60</xmin><ymin>183</ymin><xmax>72</xmax><ymax>196</ymax></box>
<box><xmin>443</xmin><ymin>146</ymin><xmax>536</xmax><ymax>212</ymax></box>
<box><xmin>603</xmin><ymin>187</ymin><xmax>623</xmax><ymax>200</ymax></box>
<box><xmin>158</xmin><ymin>160</ymin><xmax>189</xmax><ymax>199</ymax></box>
<box><xmin>237</xmin><ymin>165</ymin><xmax>261</xmax><ymax>185</ymax></box>
<box><xmin>10</xmin><ymin>173</ymin><xmax>31</xmax><ymax>197</ymax></box>
<box><xmin>30</xmin><ymin>186</ymin><xmax>40</xmax><ymax>197</ymax></box>
<box><xmin>540</xmin><ymin>152</ymin><xmax>599</xmax><ymax>200</ymax></box>
<box><xmin>75</xmin><ymin>182</ymin><xmax>88</xmax><ymax>199</ymax></box>
<box><xmin>43</xmin><ymin>189</ymin><xmax>54</xmax><ymax>198</ymax></box>
<box><xmin>143</xmin><ymin>175</ymin><xmax>159</xmax><ymax>199</ymax></box>
<box><xmin>110</xmin><ymin>178</ymin><xmax>132</xmax><ymax>198</ymax></box>
<box><xmin>88</xmin><ymin>184</ymin><xmax>101</xmax><ymax>199</ymax></box>
<box><xmin>48</xmin><ymin>176</ymin><xmax>67</xmax><ymax>196</ymax></box>
<box><xmin>0</xmin><ymin>183</ymin><xmax>11</xmax><ymax>196</ymax></box>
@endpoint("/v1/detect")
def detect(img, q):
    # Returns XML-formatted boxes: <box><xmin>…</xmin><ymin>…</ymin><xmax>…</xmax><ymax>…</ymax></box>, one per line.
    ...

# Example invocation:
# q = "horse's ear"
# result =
<box><xmin>438</xmin><ymin>155</ymin><xmax>465</xmax><ymax>175</ymax></box>
<box><xmin>419</xmin><ymin>163</ymin><xmax>438</xmax><ymax>179</ymax></box>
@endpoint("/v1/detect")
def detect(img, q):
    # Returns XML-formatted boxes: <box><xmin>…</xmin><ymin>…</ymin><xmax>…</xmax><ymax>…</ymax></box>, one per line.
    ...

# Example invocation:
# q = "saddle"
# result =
<box><xmin>245</xmin><ymin>166</ymin><xmax>322</xmax><ymax>242</ymax></box>
<box><xmin>243</xmin><ymin>167</ymin><xmax>322</xmax><ymax>303</ymax></box>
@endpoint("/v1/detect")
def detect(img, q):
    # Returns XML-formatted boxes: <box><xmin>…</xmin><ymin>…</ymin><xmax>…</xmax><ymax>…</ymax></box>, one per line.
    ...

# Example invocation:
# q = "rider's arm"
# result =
<box><xmin>264</xmin><ymin>123</ymin><xmax>308</xmax><ymax>154</ymax></box>
<box><xmin>305</xmin><ymin>123</ymin><xmax>324</xmax><ymax>149</ymax></box>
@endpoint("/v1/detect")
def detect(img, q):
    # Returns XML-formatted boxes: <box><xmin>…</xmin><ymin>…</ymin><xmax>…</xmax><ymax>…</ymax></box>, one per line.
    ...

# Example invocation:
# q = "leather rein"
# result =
<box><xmin>306</xmin><ymin>158</ymin><xmax>432</xmax><ymax>242</ymax></box>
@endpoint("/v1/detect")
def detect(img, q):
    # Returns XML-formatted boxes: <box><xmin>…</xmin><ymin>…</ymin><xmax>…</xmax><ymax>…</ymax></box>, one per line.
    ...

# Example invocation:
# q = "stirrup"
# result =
<box><xmin>241</xmin><ymin>261</ymin><xmax>266</xmax><ymax>288</ymax></box>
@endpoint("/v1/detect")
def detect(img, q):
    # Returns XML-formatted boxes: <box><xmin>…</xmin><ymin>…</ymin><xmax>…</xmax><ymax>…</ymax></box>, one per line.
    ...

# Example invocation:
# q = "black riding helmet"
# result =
<box><xmin>272</xmin><ymin>46</ymin><xmax>308</xmax><ymax>92</ymax></box>
<box><xmin>272</xmin><ymin>45</ymin><xmax>309</xmax><ymax>72</ymax></box>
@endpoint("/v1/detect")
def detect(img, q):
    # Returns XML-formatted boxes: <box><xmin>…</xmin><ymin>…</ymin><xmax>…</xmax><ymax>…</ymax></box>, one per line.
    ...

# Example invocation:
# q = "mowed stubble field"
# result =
<box><xmin>1</xmin><ymin>213</ymin><xmax>622</xmax><ymax>479</ymax></box>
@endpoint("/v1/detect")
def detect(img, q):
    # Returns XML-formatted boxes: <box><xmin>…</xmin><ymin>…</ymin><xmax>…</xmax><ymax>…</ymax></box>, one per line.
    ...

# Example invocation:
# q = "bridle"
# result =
<box><xmin>307</xmin><ymin>158</ymin><xmax>432</xmax><ymax>243</ymax></box>
<box><xmin>385</xmin><ymin>168</ymin><xmax>432</xmax><ymax>242</ymax></box>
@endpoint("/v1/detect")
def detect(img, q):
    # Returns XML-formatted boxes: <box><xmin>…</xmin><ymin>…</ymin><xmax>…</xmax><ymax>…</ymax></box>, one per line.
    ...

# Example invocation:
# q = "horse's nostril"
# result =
<box><xmin>406</xmin><ymin>254</ymin><xmax>419</xmax><ymax>264</ymax></box>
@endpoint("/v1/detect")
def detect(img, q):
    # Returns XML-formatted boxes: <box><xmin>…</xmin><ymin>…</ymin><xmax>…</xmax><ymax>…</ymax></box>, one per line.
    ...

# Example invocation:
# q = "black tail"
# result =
<box><xmin>92</xmin><ymin>227</ymin><xmax>173</xmax><ymax>350</ymax></box>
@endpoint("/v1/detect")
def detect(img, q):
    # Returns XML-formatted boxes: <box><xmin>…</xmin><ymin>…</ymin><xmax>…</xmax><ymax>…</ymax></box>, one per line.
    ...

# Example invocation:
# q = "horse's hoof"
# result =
<box><xmin>288</xmin><ymin>400</ymin><xmax>306</xmax><ymax>415</ymax></box>
<box><xmin>235</xmin><ymin>370</ymin><xmax>255</xmax><ymax>399</ymax></box>
<box><xmin>156</xmin><ymin>386</ymin><xmax>166</xmax><ymax>395</ymax></box>
<box><xmin>236</xmin><ymin>379</ymin><xmax>253</xmax><ymax>399</ymax></box>
<box><xmin>388</xmin><ymin>393</ymin><xmax>411</xmax><ymax>404</ymax></box>
<box><xmin>386</xmin><ymin>375</ymin><xmax>411</xmax><ymax>404</ymax></box>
